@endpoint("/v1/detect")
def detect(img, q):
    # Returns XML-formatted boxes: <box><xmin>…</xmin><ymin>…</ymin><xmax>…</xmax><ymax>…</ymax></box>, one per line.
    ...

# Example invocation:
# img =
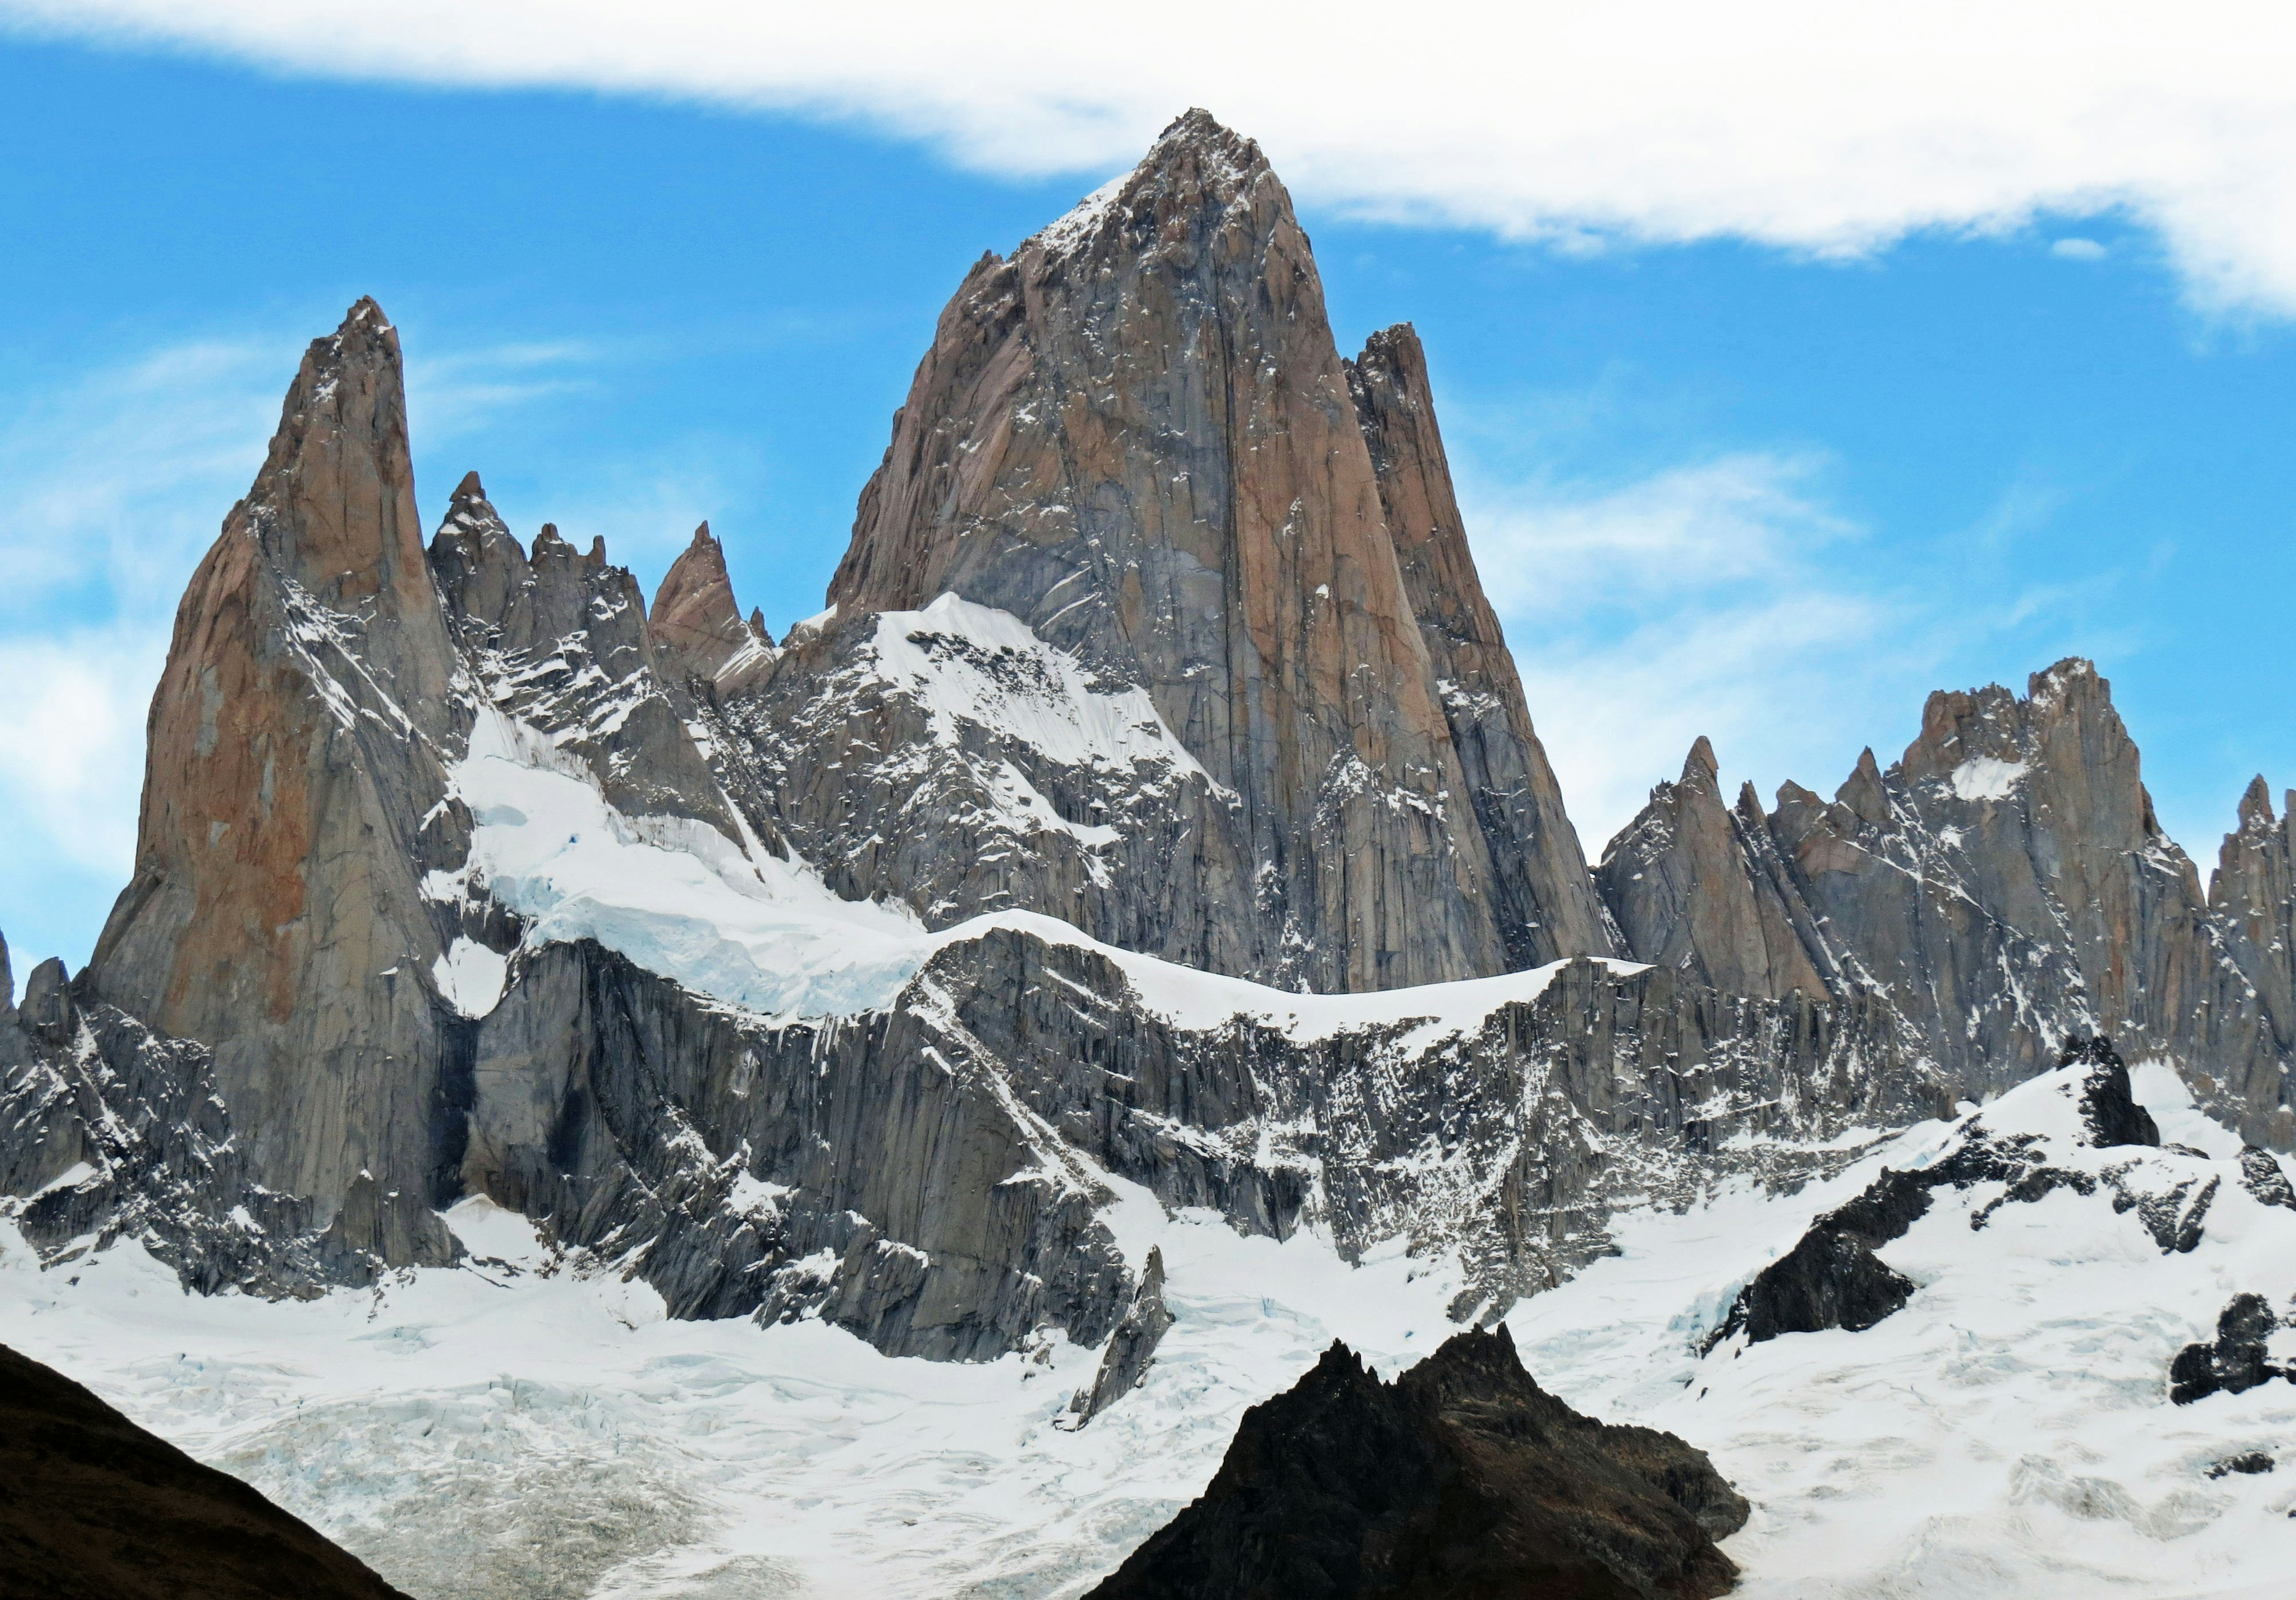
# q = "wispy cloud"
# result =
<box><xmin>1464</xmin><ymin>452</ymin><xmax>1857</xmax><ymax>621</ymax></box>
<box><xmin>1453</xmin><ymin>430</ymin><xmax>2142</xmax><ymax>858</ymax></box>
<box><xmin>8</xmin><ymin>1</ymin><xmax>2296</xmax><ymax>313</ymax></box>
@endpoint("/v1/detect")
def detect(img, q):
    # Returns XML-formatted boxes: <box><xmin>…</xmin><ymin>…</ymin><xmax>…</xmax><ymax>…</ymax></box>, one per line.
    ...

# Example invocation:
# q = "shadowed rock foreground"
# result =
<box><xmin>1086</xmin><ymin>1326</ymin><xmax>1747</xmax><ymax>1600</ymax></box>
<box><xmin>0</xmin><ymin>1342</ymin><xmax>413</xmax><ymax>1600</ymax></box>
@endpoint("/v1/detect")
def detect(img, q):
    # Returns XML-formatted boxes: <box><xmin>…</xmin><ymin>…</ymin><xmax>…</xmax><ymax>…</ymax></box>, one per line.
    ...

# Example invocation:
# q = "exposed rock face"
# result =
<box><xmin>1714</xmin><ymin>1227</ymin><xmax>1916</xmax><ymax>1346</ymax></box>
<box><xmin>710</xmin><ymin>594</ymin><xmax>1251</xmax><ymax>960</ymax></box>
<box><xmin>430</xmin><ymin>486</ymin><xmax>738</xmax><ymax>838</ymax></box>
<box><xmin>649</xmin><ymin>523</ymin><xmax>776</xmax><ymax>698</ymax></box>
<box><xmin>1070</xmin><ymin>1245</ymin><xmax>1176</xmax><ymax>1424</ymax></box>
<box><xmin>1599</xmin><ymin>738</ymin><xmax>1831</xmax><ymax>1003</ymax></box>
<box><xmin>0</xmin><ymin>953</ymin><xmax>383</xmax><ymax>1296</ymax></box>
<box><xmin>1345</xmin><ymin>323</ymin><xmax>1611</xmax><ymax>967</ymax></box>
<box><xmin>817</xmin><ymin>109</ymin><xmax>1604</xmax><ymax>991</ymax></box>
<box><xmin>0</xmin><ymin>1341</ymin><xmax>414</xmax><ymax>1600</ymax></box>
<box><xmin>84</xmin><ymin>300</ymin><xmax>463</xmax><ymax>1268</ymax></box>
<box><xmin>2211</xmin><ymin>776</ymin><xmax>2296</xmax><ymax>1052</ymax></box>
<box><xmin>1085</xmin><ymin>1326</ymin><xmax>1745</xmax><ymax>1600</ymax></box>
<box><xmin>2239</xmin><ymin>1145</ymin><xmax>2296</xmax><ymax>1210</ymax></box>
<box><xmin>10</xmin><ymin>105</ymin><xmax>2295</xmax><ymax>1425</ymax></box>
<box><xmin>2169</xmin><ymin>1293</ymin><xmax>2291</xmax><ymax>1405</ymax></box>
<box><xmin>1599</xmin><ymin>662</ymin><xmax>2295</xmax><ymax>1143</ymax></box>
<box><xmin>1712</xmin><ymin>1053</ymin><xmax>2221</xmax><ymax>1349</ymax></box>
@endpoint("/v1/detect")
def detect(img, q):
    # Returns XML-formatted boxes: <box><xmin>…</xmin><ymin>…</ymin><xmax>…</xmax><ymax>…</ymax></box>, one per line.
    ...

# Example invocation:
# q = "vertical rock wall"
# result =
<box><xmin>820</xmin><ymin>109</ymin><xmax>1598</xmax><ymax>993</ymax></box>
<box><xmin>85</xmin><ymin>301</ymin><xmax>465</xmax><ymax>1265</ymax></box>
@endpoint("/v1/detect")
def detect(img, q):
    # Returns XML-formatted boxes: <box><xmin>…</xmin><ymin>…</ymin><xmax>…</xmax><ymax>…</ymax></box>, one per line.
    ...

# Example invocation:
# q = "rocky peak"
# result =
<box><xmin>1683</xmin><ymin>734</ymin><xmax>1721</xmax><ymax>787</ymax></box>
<box><xmin>1020</xmin><ymin>106</ymin><xmax>1272</xmax><ymax>266</ymax></box>
<box><xmin>813</xmin><ymin>109</ymin><xmax>1598</xmax><ymax>991</ymax></box>
<box><xmin>1344</xmin><ymin>321</ymin><xmax>1611</xmax><ymax>967</ymax></box>
<box><xmin>427</xmin><ymin>470</ymin><xmax>533</xmax><ymax>642</ymax></box>
<box><xmin>2212</xmin><ymin>773</ymin><xmax>2296</xmax><ymax>1047</ymax></box>
<box><xmin>240</xmin><ymin>296</ymin><xmax>454</xmax><ymax>730</ymax></box>
<box><xmin>1087</xmin><ymin>1324</ymin><xmax>1745</xmax><ymax>1599</ymax></box>
<box><xmin>19</xmin><ymin>957</ymin><xmax>74</xmax><ymax>1048</ymax></box>
<box><xmin>1601</xmin><ymin>661</ymin><xmax>2293</xmax><ymax>1132</ymax></box>
<box><xmin>651</xmin><ymin>522</ymin><xmax>775</xmax><ymax>697</ymax></box>
<box><xmin>85</xmin><ymin>298</ymin><xmax>463</xmax><ymax>1269</ymax></box>
<box><xmin>1598</xmin><ymin>736</ymin><xmax>1830</xmax><ymax>1001</ymax></box>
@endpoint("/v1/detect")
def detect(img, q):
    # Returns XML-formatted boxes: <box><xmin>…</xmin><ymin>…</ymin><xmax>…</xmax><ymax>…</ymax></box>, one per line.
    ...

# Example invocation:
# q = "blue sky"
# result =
<box><xmin>4</xmin><ymin>16</ymin><xmax>2293</xmax><ymax>987</ymax></box>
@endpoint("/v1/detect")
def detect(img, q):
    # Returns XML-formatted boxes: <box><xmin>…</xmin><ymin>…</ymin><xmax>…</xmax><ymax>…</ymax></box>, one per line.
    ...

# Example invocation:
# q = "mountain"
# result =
<box><xmin>3</xmin><ymin>106</ymin><xmax>2295</xmax><ymax>1600</ymax></box>
<box><xmin>0</xmin><ymin>1339</ymin><xmax>413</xmax><ymax>1600</ymax></box>
<box><xmin>1596</xmin><ymin>662</ymin><xmax>2293</xmax><ymax>1144</ymax></box>
<box><xmin>1085</xmin><ymin>1326</ymin><xmax>1745</xmax><ymax>1600</ymax></box>
<box><xmin>811</xmin><ymin>108</ymin><xmax>1608</xmax><ymax>989</ymax></box>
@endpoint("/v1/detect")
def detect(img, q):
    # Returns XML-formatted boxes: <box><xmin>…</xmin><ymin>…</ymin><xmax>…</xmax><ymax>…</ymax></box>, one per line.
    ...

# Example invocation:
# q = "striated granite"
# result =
<box><xmin>83</xmin><ymin>300</ymin><xmax>464</xmax><ymax>1268</ymax></box>
<box><xmin>1600</xmin><ymin>661</ymin><xmax>2295</xmax><ymax>1144</ymax></box>
<box><xmin>1345</xmin><ymin>322</ymin><xmax>1610</xmax><ymax>969</ymax></box>
<box><xmin>817</xmin><ymin>109</ymin><xmax>1603</xmax><ymax>992</ymax></box>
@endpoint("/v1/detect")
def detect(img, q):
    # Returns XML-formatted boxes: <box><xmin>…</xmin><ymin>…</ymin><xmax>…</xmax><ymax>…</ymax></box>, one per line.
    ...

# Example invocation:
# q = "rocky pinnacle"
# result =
<box><xmin>86</xmin><ymin>298</ymin><xmax>465</xmax><ymax>1268</ymax></box>
<box><xmin>826</xmin><ymin>108</ymin><xmax>1602</xmax><ymax>990</ymax></box>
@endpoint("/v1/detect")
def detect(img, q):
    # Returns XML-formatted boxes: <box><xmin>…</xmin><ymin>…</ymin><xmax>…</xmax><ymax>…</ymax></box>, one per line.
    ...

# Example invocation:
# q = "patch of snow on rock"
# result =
<box><xmin>1951</xmin><ymin>756</ymin><xmax>2028</xmax><ymax>802</ymax></box>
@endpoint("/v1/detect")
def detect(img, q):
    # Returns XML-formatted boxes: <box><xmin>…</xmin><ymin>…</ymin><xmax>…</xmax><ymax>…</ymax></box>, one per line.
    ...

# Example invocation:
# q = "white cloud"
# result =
<box><xmin>0</xmin><ymin>625</ymin><xmax>164</xmax><ymax>882</ymax></box>
<box><xmin>1463</xmin><ymin>453</ymin><xmax>1855</xmax><ymax>621</ymax></box>
<box><xmin>0</xmin><ymin>337</ymin><xmax>289</xmax><ymax>621</ymax></box>
<box><xmin>1458</xmin><ymin>450</ymin><xmax>1909</xmax><ymax>853</ymax></box>
<box><xmin>2052</xmin><ymin>237</ymin><xmax>2109</xmax><ymax>261</ymax></box>
<box><xmin>7</xmin><ymin>1</ymin><xmax>2296</xmax><ymax>311</ymax></box>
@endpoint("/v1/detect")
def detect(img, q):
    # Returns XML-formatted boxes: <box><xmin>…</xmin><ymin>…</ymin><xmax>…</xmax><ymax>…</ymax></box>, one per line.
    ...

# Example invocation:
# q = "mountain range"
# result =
<box><xmin>4</xmin><ymin>109</ymin><xmax>2294</xmax><ymax>1599</ymax></box>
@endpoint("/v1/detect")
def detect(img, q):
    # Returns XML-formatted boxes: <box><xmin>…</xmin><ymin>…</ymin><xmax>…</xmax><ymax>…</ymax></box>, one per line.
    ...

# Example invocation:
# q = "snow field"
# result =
<box><xmin>0</xmin><ymin>1192</ymin><xmax>1464</xmax><ymax>1600</ymax></box>
<box><xmin>1505</xmin><ymin>1061</ymin><xmax>2296</xmax><ymax>1599</ymax></box>
<box><xmin>5</xmin><ymin>1063</ymin><xmax>2291</xmax><ymax>1596</ymax></box>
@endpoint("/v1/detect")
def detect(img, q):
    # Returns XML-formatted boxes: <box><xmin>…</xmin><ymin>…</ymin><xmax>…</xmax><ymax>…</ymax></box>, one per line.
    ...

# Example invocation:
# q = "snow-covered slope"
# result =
<box><xmin>7</xmin><ymin>1061</ymin><xmax>2288</xmax><ymax>1599</ymax></box>
<box><xmin>1510</xmin><ymin>1059</ymin><xmax>2296</xmax><ymax>1599</ymax></box>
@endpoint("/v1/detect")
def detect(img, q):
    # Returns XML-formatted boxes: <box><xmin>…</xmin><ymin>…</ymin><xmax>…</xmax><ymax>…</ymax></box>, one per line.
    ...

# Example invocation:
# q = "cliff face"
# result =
<box><xmin>1598</xmin><ymin>661</ymin><xmax>2294</xmax><ymax>1143</ymax></box>
<box><xmin>84</xmin><ymin>301</ymin><xmax>465</xmax><ymax>1267</ymax></box>
<box><xmin>6</xmin><ymin>109</ymin><xmax>2289</xmax><ymax>1416</ymax></box>
<box><xmin>1345</xmin><ymin>323</ymin><xmax>1611</xmax><ymax>969</ymax></box>
<box><xmin>649</xmin><ymin>523</ymin><xmax>776</xmax><ymax>698</ymax></box>
<box><xmin>817</xmin><ymin>109</ymin><xmax>1604</xmax><ymax>991</ymax></box>
<box><xmin>2210</xmin><ymin>777</ymin><xmax>2296</xmax><ymax>1050</ymax></box>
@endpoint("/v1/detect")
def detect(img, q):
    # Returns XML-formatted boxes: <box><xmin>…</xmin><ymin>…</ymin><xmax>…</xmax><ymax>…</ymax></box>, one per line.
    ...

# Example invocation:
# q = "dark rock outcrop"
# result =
<box><xmin>1712</xmin><ymin>1055</ymin><xmax>2210</xmax><ymax>1348</ymax></box>
<box><xmin>1085</xmin><ymin>1326</ymin><xmax>1745</xmax><ymax>1599</ymax></box>
<box><xmin>2061</xmin><ymin>1035</ymin><xmax>2160</xmax><ymax>1147</ymax></box>
<box><xmin>1070</xmin><ymin>1245</ymin><xmax>1176</xmax><ymax>1424</ymax></box>
<box><xmin>2238</xmin><ymin>1145</ymin><xmax>2296</xmax><ymax>1209</ymax></box>
<box><xmin>0</xmin><ymin>1341</ymin><xmax>413</xmax><ymax>1600</ymax></box>
<box><xmin>1711</xmin><ymin>1228</ymin><xmax>1916</xmax><ymax>1347</ymax></box>
<box><xmin>2170</xmin><ymin>1293</ymin><xmax>2290</xmax><ymax>1405</ymax></box>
